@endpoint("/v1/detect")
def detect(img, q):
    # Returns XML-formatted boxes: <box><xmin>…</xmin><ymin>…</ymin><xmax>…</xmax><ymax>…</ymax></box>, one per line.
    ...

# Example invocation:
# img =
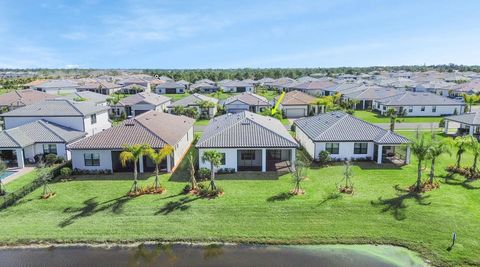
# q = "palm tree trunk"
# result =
<box><xmin>416</xmin><ymin>160</ymin><xmax>422</xmax><ymax>191</ymax></box>
<box><xmin>456</xmin><ymin>152</ymin><xmax>462</xmax><ymax>168</ymax></box>
<box><xmin>133</xmin><ymin>161</ymin><xmax>138</xmax><ymax>192</ymax></box>
<box><xmin>210</xmin><ymin>162</ymin><xmax>216</xmax><ymax>190</ymax></box>
<box><xmin>473</xmin><ymin>154</ymin><xmax>478</xmax><ymax>172</ymax></box>
<box><xmin>429</xmin><ymin>158</ymin><xmax>435</xmax><ymax>184</ymax></box>
<box><xmin>154</xmin><ymin>164</ymin><xmax>159</xmax><ymax>189</ymax></box>
<box><xmin>390</xmin><ymin>117</ymin><xmax>395</xmax><ymax>132</ymax></box>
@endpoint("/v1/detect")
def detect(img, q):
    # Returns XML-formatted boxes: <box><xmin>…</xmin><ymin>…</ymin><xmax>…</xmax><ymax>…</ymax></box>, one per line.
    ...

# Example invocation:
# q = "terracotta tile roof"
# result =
<box><xmin>279</xmin><ymin>90</ymin><xmax>317</xmax><ymax>105</ymax></box>
<box><xmin>0</xmin><ymin>89</ymin><xmax>56</xmax><ymax>107</ymax></box>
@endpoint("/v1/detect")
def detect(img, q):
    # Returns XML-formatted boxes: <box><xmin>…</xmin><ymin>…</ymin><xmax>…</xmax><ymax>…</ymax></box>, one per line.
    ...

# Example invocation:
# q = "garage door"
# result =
<box><xmin>166</xmin><ymin>88</ymin><xmax>177</xmax><ymax>94</ymax></box>
<box><xmin>134</xmin><ymin>110</ymin><xmax>149</xmax><ymax>116</ymax></box>
<box><xmin>285</xmin><ymin>108</ymin><xmax>305</xmax><ymax>118</ymax></box>
<box><xmin>227</xmin><ymin>108</ymin><xmax>248</xmax><ymax>113</ymax></box>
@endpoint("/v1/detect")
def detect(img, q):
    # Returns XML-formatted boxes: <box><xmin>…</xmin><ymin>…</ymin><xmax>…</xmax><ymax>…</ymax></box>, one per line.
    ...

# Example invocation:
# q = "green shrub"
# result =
<box><xmin>318</xmin><ymin>150</ymin><xmax>331</xmax><ymax>165</ymax></box>
<box><xmin>60</xmin><ymin>167</ymin><xmax>72</xmax><ymax>177</ymax></box>
<box><xmin>44</xmin><ymin>154</ymin><xmax>58</xmax><ymax>166</ymax></box>
<box><xmin>198</xmin><ymin>168</ymin><xmax>211</xmax><ymax>180</ymax></box>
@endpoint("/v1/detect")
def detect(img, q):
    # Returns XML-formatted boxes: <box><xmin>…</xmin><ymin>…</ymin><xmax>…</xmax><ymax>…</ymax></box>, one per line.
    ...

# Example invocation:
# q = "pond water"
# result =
<box><xmin>0</xmin><ymin>244</ymin><xmax>427</xmax><ymax>267</ymax></box>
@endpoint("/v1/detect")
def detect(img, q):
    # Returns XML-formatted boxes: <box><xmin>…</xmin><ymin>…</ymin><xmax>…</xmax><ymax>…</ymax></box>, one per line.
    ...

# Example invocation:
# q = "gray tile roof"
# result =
<box><xmin>196</xmin><ymin>111</ymin><xmax>298</xmax><ymax>148</ymax></box>
<box><xmin>294</xmin><ymin>111</ymin><xmax>410</xmax><ymax>144</ymax></box>
<box><xmin>1</xmin><ymin>99</ymin><xmax>110</xmax><ymax>117</ymax></box>
<box><xmin>170</xmin><ymin>93</ymin><xmax>218</xmax><ymax>107</ymax></box>
<box><xmin>118</xmin><ymin>92</ymin><xmax>171</xmax><ymax>106</ymax></box>
<box><xmin>287</xmin><ymin>80</ymin><xmax>336</xmax><ymax>91</ymax></box>
<box><xmin>377</xmin><ymin>92</ymin><xmax>465</xmax><ymax>106</ymax></box>
<box><xmin>224</xmin><ymin>92</ymin><xmax>269</xmax><ymax>106</ymax></box>
<box><xmin>344</xmin><ymin>86</ymin><xmax>405</xmax><ymax>100</ymax></box>
<box><xmin>445</xmin><ymin>112</ymin><xmax>480</xmax><ymax>125</ymax></box>
<box><xmin>62</xmin><ymin>91</ymin><xmax>109</xmax><ymax>104</ymax></box>
<box><xmin>68</xmin><ymin>111</ymin><xmax>194</xmax><ymax>150</ymax></box>
<box><xmin>34</xmin><ymin>79</ymin><xmax>78</xmax><ymax>88</ymax></box>
<box><xmin>0</xmin><ymin>120</ymin><xmax>86</xmax><ymax>148</ymax></box>
<box><xmin>156</xmin><ymin>82</ymin><xmax>186</xmax><ymax>89</ymax></box>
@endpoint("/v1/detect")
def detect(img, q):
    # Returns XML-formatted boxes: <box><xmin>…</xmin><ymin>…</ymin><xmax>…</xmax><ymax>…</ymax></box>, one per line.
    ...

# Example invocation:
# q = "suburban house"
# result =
<box><xmin>155</xmin><ymin>82</ymin><xmax>187</xmax><ymax>94</ymax></box>
<box><xmin>110</xmin><ymin>92</ymin><xmax>171</xmax><ymax>118</ymax></box>
<box><xmin>63</xmin><ymin>91</ymin><xmax>109</xmax><ymax>106</ymax></box>
<box><xmin>191</xmin><ymin>82</ymin><xmax>219</xmax><ymax>93</ymax></box>
<box><xmin>77</xmin><ymin>80</ymin><xmax>122</xmax><ymax>95</ymax></box>
<box><xmin>30</xmin><ymin>79</ymin><xmax>79</xmax><ymax>95</ymax></box>
<box><xmin>121</xmin><ymin>84</ymin><xmax>150</xmax><ymax>94</ymax></box>
<box><xmin>294</xmin><ymin>112</ymin><xmax>411</xmax><ymax>164</ymax></box>
<box><xmin>276</xmin><ymin>90</ymin><xmax>322</xmax><ymax>118</ymax></box>
<box><xmin>68</xmin><ymin>111</ymin><xmax>195</xmax><ymax>173</ymax></box>
<box><xmin>168</xmin><ymin>93</ymin><xmax>219</xmax><ymax>118</ymax></box>
<box><xmin>0</xmin><ymin>99</ymin><xmax>111</xmax><ymax>136</ymax></box>
<box><xmin>196</xmin><ymin>111</ymin><xmax>299</xmax><ymax>172</ymax></box>
<box><xmin>0</xmin><ymin>120</ymin><xmax>86</xmax><ymax>168</ymax></box>
<box><xmin>374</xmin><ymin>92</ymin><xmax>465</xmax><ymax>116</ymax></box>
<box><xmin>224</xmin><ymin>92</ymin><xmax>270</xmax><ymax>113</ymax></box>
<box><xmin>0</xmin><ymin>89</ymin><xmax>56</xmax><ymax>112</ymax></box>
<box><xmin>444</xmin><ymin>112</ymin><xmax>480</xmax><ymax>136</ymax></box>
<box><xmin>220</xmin><ymin>80</ymin><xmax>254</xmax><ymax>93</ymax></box>
<box><xmin>343</xmin><ymin>86</ymin><xmax>404</xmax><ymax>110</ymax></box>
<box><xmin>286</xmin><ymin>80</ymin><xmax>336</xmax><ymax>96</ymax></box>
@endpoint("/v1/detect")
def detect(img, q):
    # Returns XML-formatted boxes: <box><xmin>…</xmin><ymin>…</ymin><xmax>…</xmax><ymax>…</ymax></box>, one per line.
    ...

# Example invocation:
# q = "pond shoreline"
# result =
<box><xmin>0</xmin><ymin>241</ymin><xmax>430</xmax><ymax>266</ymax></box>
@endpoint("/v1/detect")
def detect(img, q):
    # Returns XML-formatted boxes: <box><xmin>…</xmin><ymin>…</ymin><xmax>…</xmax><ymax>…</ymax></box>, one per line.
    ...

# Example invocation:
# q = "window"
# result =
<box><xmin>43</xmin><ymin>144</ymin><xmax>57</xmax><ymax>155</ymax></box>
<box><xmin>421</xmin><ymin>106</ymin><xmax>425</xmax><ymax>112</ymax></box>
<box><xmin>432</xmin><ymin>106</ymin><xmax>437</xmax><ymax>112</ymax></box>
<box><xmin>268</xmin><ymin>150</ymin><xmax>282</xmax><ymax>160</ymax></box>
<box><xmin>325</xmin><ymin>143</ymin><xmax>339</xmax><ymax>154</ymax></box>
<box><xmin>383</xmin><ymin>106</ymin><xmax>386</xmax><ymax>110</ymax></box>
<box><xmin>354</xmin><ymin>143</ymin><xmax>368</xmax><ymax>154</ymax></box>
<box><xmin>241</xmin><ymin>150</ymin><xmax>256</xmax><ymax>160</ymax></box>
<box><xmin>84</xmin><ymin>153</ymin><xmax>100</xmax><ymax>166</ymax></box>
<box><xmin>91</xmin><ymin>114</ymin><xmax>97</xmax><ymax>124</ymax></box>
<box><xmin>220</xmin><ymin>153</ymin><xmax>226</xmax><ymax>165</ymax></box>
<box><xmin>408</xmin><ymin>106</ymin><xmax>413</xmax><ymax>113</ymax></box>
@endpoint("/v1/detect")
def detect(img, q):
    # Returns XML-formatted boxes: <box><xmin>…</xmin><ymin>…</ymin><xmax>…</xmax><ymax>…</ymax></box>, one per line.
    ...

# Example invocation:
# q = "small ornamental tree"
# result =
<box><xmin>120</xmin><ymin>144</ymin><xmax>150</xmax><ymax>194</ymax></box>
<box><xmin>146</xmin><ymin>145</ymin><xmax>173</xmax><ymax>190</ymax></box>
<box><xmin>291</xmin><ymin>159</ymin><xmax>307</xmax><ymax>195</ymax></box>
<box><xmin>201</xmin><ymin>150</ymin><xmax>223</xmax><ymax>190</ymax></box>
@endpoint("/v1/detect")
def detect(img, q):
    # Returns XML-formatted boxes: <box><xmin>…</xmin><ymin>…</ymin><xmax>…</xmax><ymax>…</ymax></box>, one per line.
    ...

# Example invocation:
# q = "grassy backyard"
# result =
<box><xmin>354</xmin><ymin>110</ymin><xmax>444</xmax><ymax>124</ymax></box>
<box><xmin>194</xmin><ymin>119</ymin><xmax>211</xmax><ymax>126</ymax></box>
<box><xmin>0</xmin><ymin>132</ymin><xmax>479</xmax><ymax>266</ymax></box>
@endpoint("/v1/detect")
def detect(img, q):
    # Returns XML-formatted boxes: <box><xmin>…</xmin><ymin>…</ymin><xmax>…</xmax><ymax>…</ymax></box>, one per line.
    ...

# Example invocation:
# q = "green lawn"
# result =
<box><xmin>165</xmin><ymin>93</ymin><xmax>190</xmax><ymax>101</ymax></box>
<box><xmin>0</xmin><ymin>133</ymin><xmax>479</xmax><ymax>266</ymax></box>
<box><xmin>207</xmin><ymin>92</ymin><xmax>238</xmax><ymax>100</ymax></box>
<box><xmin>257</xmin><ymin>90</ymin><xmax>280</xmax><ymax>101</ymax></box>
<box><xmin>3</xmin><ymin>169</ymin><xmax>39</xmax><ymax>192</ymax></box>
<box><xmin>194</xmin><ymin>119</ymin><xmax>211</xmax><ymax>126</ymax></box>
<box><xmin>354</xmin><ymin>110</ymin><xmax>444</xmax><ymax>123</ymax></box>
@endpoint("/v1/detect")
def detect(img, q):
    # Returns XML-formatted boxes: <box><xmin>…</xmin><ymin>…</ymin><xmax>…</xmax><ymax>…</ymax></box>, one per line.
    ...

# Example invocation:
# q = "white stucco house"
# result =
<box><xmin>443</xmin><ymin>112</ymin><xmax>480</xmax><ymax>136</ymax></box>
<box><xmin>68</xmin><ymin>111</ymin><xmax>195</xmax><ymax>173</ymax></box>
<box><xmin>220</xmin><ymin>80</ymin><xmax>254</xmax><ymax>93</ymax></box>
<box><xmin>294</xmin><ymin>112</ymin><xmax>411</xmax><ymax>164</ymax></box>
<box><xmin>155</xmin><ymin>82</ymin><xmax>187</xmax><ymax>94</ymax></box>
<box><xmin>196</xmin><ymin>111</ymin><xmax>299</xmax><ymax>172</ymax></box>
<box><xmin>168</xmin><ymin>93</ymin><xmax>219</xmax><ymax>118</ymax></box>
<box><xmin>0</xmin><ymin>120</ymin><xmax>86</xmax><ymax>168</ymax></box>
<box><xmin>276</xmin><ymin>90</ymin><xmax>322</xmax><ymax>118</ymax></box>
<box><xmin>374</xmin><ymin>92</ymin><xmax>465</xmax><ymax>116</ymax></box>
<box><xmin>31</xmin><ymin>79</ymin><xmax>79</xmax><ymax>95</ymax></box>
<box><xmin>224</xmin><ymin>92</ymin><xmax>270</xmax><ymax>113</ymax></box>
<box><xmin>110</xmin><ymin>92</ymin><xmax>171</xmax><ymax>118</ymax></box>
<box><xmin>1</xmin><ymin>99</ymin><xmax>111</xmax><ymax>137</ymax></box>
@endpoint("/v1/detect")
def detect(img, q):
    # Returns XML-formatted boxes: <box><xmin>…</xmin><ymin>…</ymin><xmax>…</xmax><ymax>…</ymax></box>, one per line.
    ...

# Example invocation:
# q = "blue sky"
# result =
<box><xmin>1</xmin><ymin>0</ymin><xmax>479</xmax><ymax>69</ymax></box>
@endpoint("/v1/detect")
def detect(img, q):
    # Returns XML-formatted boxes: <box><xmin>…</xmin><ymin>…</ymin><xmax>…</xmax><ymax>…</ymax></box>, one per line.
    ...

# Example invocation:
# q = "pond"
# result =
<box><xmin>0</xmin><ymin>243</ymin><xmax>427</xmax><ymax>267</ymax></box>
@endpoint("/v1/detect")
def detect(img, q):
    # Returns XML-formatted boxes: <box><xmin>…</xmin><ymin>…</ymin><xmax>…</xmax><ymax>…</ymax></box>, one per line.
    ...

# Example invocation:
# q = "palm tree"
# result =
<box><xmin>120</xmin><ymin>144</ymin><xmax>150</xmax><ymax>193</ymax></box>
<box><xmin>188</xmin><ymin>154</ymin><xmax>198</xmax><ymax>191</ymax></box>
<box><xmin>427</xmin><ymin>140</ymin><xmax>450</xmax><ymax>184</ymax></box>
<box><xmin>201</xmin><ymin>150</ymin><xmax>223</xmax><ymax>190</ymax></box>
<box><xmin>146</xmin><ymin>145</ymin><xmax>174</xmax><ymax>190</ymax></box>
<box><xmin>411</xmin><ymin>134</ymin><xmax>432</xmax><ymax>191</ymax></box>
<box><xmin>463</xmin><ymin>94</ymin><xmax>477</xmax><ymax>112</ymax></box>
<box><xmin>467</xmin><ymin>136</ymin><xmax>480</xmax><ymax>172</ymax></box>
<box><xmin>451</xmin><ymin>136</ymin><xmax>470</xmax><ymax>168</ymax></box>
<box><xmin>385</xmin><ymin>108</ymin><xmax>405</xmax><ymax>132</ymax></box>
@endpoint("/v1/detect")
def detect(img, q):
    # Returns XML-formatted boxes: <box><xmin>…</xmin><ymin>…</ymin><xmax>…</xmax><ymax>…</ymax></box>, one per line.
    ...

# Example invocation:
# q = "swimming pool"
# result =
<box><xmin>0</xmin><ymin>171</ymin><xmax>14</xmax><ymax>181</ymax></box>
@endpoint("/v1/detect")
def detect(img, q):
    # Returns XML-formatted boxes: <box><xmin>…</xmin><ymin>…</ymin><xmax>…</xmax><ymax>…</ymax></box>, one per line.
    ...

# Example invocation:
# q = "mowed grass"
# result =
<box><xmin>0</xmin><ymin>133</ymin><xmax>479</xmax><ymax>266</ymax></box>
<box><xmin>165</xmin><ymin>93</ymin><xmax>190</xmax><ymax>101</ymax></box>
<box><xmin>354</xmin><ymin>110</ymin><xmax>444</xmax><ymax>123</ymax></box>
<box><xmin>194</xmin><ymin>119</ymin><xmax>211</xmax><ymax>126</ymax></box>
